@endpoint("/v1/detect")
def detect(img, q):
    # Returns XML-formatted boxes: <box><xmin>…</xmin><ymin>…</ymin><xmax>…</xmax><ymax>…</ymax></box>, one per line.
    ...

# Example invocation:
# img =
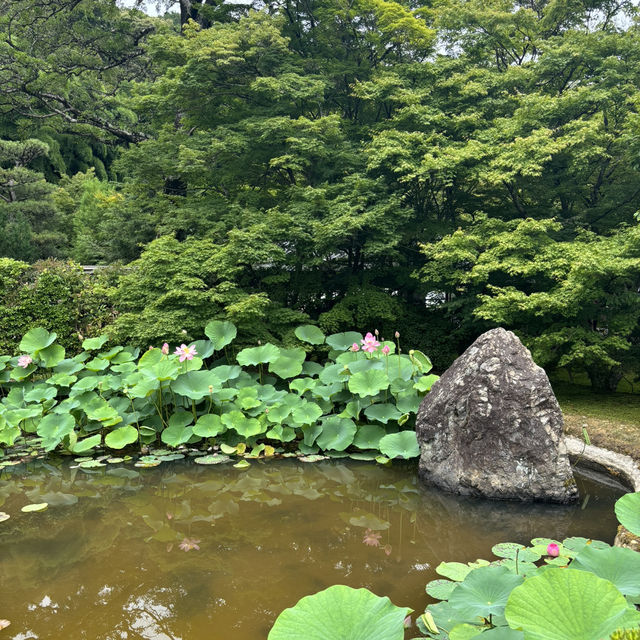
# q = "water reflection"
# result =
<box><xmin>0</xmin><ymin>459</ymin><xmax>624</xmax><ymax>639</ymax></box>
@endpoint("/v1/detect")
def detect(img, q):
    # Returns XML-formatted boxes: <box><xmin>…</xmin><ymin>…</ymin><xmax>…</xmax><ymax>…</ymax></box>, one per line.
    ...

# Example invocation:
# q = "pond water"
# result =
<box><xmin>0</xmin><ymin>459</ymin><xmax>625</xmax><ymax>639</ymax></box>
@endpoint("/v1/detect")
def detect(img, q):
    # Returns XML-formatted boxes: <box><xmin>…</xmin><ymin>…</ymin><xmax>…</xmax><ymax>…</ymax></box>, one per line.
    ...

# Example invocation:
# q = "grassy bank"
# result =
<box><xmin>552</xmin><ymin>381</ymin><xmax>640</xmax><ymax>463</ymax></box>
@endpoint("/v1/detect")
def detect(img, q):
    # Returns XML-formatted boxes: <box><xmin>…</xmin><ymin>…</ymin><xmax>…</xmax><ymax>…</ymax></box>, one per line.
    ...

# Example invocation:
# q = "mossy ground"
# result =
<box><xmin>552</xmin><ymin>380</ymin><xmax>640</xmax><ymax>463</ymax></box>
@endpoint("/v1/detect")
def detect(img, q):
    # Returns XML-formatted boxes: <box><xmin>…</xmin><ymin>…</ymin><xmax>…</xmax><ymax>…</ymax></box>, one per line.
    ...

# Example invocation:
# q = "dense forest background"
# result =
<box><xmin>1</xmin><ymin>0</ymin><xmax>639</xmax><ymax>391</ymax></box>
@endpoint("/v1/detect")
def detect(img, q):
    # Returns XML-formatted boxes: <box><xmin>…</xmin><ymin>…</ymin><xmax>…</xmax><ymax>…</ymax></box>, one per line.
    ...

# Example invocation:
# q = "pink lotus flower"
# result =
<box><xmin>360</xmin><ymin>332</ymin><xmax>380</xmax><ymax>354</ymax></box>
<box><xmin>382</xmin><ymin>345</ymin><xmax>390</xmax><ymax>355</ymax></box>
<box><xmin>17</xmin><ymin>355</ymin><xmax>32</xmax><ymax>368</ymax></box>
<box><xmin>161</xmin><ymin>343</ymin><xmax>169</xmax><ymax>355</ymax></box>
<box><xmin>547</xmin><ymin>543</ymin><xmax>560</xmax><ymax>557</ymax></box>
<box><xmin>351</xmin><ymin>343</ymin><xmax>360</xmax><ymax>352</ymax></box>
<box><xmin>179</xmin><ymin>537</ymin><xmax>200</xmax><ymax>552</ymax></box>
<box><xmin>362</xmin><ymin>528</ymin><xmax>382</xmax><ymax>547</ymax></box>
<box><xmin>174</xmin><ymin>344</ymin><xmax>197</xmax><ymax>362</ymax></box>
<box><xmin>383</xmin><ymin>544</ymin><xmax>392</xmax><ymax>556</ymax></box>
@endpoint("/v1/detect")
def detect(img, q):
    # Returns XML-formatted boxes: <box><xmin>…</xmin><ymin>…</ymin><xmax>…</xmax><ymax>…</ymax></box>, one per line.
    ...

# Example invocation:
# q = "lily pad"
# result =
<box><xmin>0</xmin><ymin>512</ymin><xmax>10</xmax><ymax>523</ymax></box>
<box><xmin>268</xmin><ymin>585</ymin><xmax>411</xmax><ymax>640</ymax></box>
<box><xmin>378</xmin><ymin>431</ymin><xmax>420</xmax><ymax>459</ymax></box>
<box><xmin>105</xmin><ymin>426</ymin><xmax>139</xmax><ymax>450</ymax></box>
<box><xmin>21</xmin><ymin>502</ymin><xmax>48</xmax><ymax>513</ymax></box>
<box><xmin>234</xmin><ymin>459</ymin><xmax>251</xmax><ymax>469</ymax></box>
<box><xmin>194</xmin><ymin>454</ymin><xmax>231</xmax><ymax>465</ymax></box>
<box><xmin>615</xmin><ymin>492</ymin><xmax>640</xmax><ymax>537</ymax></box>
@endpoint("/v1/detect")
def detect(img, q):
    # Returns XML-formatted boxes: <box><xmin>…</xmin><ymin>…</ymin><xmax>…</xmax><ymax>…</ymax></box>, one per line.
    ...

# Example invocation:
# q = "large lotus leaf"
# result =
<box><xmin>450</xmin><ymin>624</ymin><xmax>485</xmax><ymax>640</ymax></box>
<box><xmin>414</xmin><ymin>374</ymin><xmax>439</xmax><ymax>393</ymax></box>
<box><xmin>111</xmin><ymin>348</ymin><xmax>138</xmax><ymax>364</ymax></box>
<box><xmin>36</xmin><ymin>413</ymin><xmax>75</xmax><ymax>451</ymax></box>
<box><xmin>473</xmin><ymin>628</ymin><xmax>524</xmax><ymax>640</ymax></box>
<box><xmin>5</xmin><ymin>406</ymin><xmax>43</xmax><ymax>425</ymax></box>
<box><xmin>221</xmin><ymin>410</ymin><xmax>265</xmax><ymax>438</ymax></box>
<box><xmin>289</xmin><ymin>377</ymin><xmax>318</xmax><ymax>395</ymax></box>
<box><xmin>353</xmin><ymin>424</ymin><xmax>386</xmax><ymax>449</ymax></box>
<box><xmin>364</xmin><ymin>403</ymin><xmax>402</xmax><ymax>424</ymax></box>
<box><xmin>319</xmin><ymin>363</ymin><xmax>348</xmax><ymax>385</ymax></box>
<box><xmin>143</xmin><ymin>359</ymin><xmax>180</xmax><ymax>382</ymax></box>
<box><xmin>571</xmin><ymin>545</ymin><xmax>640</xmax><ymax>597</ymax></box>
<box><xmin>210</xmin><ymin>364</ymin><xmax>242</xmax><ymax>383</ymax></box>
<box><xmin>348</xmin><ymin>358</ymin><xmax>385</xmax><ymax>375</ymax></box>
<box><xmin>266</xmin><ymin>424</ymin><xmax>296</xmax><ymax>442</ymax></box>
<box><xmin>137</xmin><ymin>347</ymin><xmax>163</xmax><ymax>368</ymax></box>
<box><xmin>378</xmin><ymin>431</ymin><xmax>419</xmax><ymax>459</ymax></box>
<box><xmin>615</xmin><ymin>492</ymin><xmax>640</xmax><ymax>537</ymax></box>
<box><xmin>492</xmin><ymin>543</ymin><xmax>541</xmax><ymax>563</ymax></box>
<box><xmin>505</xmin><ymin>568</ymin><xmax>640</xmax><ymax>640</ymax></box>
<box><xmin>85</xmin><ymin>357</ymin><xmax>109</xmax><ymax>372</ymax></box>
<box><xmin>82</xmin><ymin>335</ymin><xmax>109</xmax><ymax>350</ymax></box>
<box><xmin>10</xmin><ymin>363</ymin><xmax>36</xmax><ymax>381</ymax></box>
<box><xmin>425</xmin><ymin>601</ymin><xmax>479</xmax><ymax>635</ymax></box>
<box><xmin>19</xmin><ymin>328</ymin><xmax>56</xmax><ymax>354</ymax></box>
<box><xmin>394</xmin><ymin>390</ymin><xmax>422</xmax><ymax>414</ymax></box>
<box><xmin>53</xmin><ymin>358</ymin><xmax>85</xmax><ymax>375</ymax></box>
<box><xmin>82</xmin><ymin>396</ymin><xmax>122</xmax><ymax>426</ymax></box>
<box><xmin>348</xmin><ymin>369</ymin><xmax>389</xmax><ymax>398</ymax></box>
<box><xmin>269</xmin><ymin>348</ymin><xmax>306</xmax><ymax>379</ymax></box>
<box><xmin>193</xmin><ymin>414</ymin><xmax>225</xmax><ymax>438</ymax></box>
<box><xmin>98</xmin><ymin>346</ymin><xmax>123</xmax><ymax>360</ymax></box>
<box><xmin>295</xmin><ymin>325</ymin><xmax>325</xmax><ymax>345</ymax></box>
<box><xmin>171</xmin><ymin>370</ymin><xmax>221</xmax><ymax>400</ymax></box>
<box><xmin>161</xmin><ymin>423</ymin><xmax>194</xmax><ymax>447</ymax></box>
<box><xmin>312</xmin><ymin>382</ymin><xmax>343</xmax><ymax>401</ymax></box>
<box><xmin>325</xmin><ymin>332</ymin><xmax>363</xmax><ymax>351</ymax></box>
<box><xmin>204</xmin><ymin>320</ymin><xmax>237</xmax><ymax>350</ymax></box>
<box><xmin>384</xmin><ymin>355</ymin><xmax>414</xmax><ymax>381</ymax></box>
<box><xmin>70</xmin><ymin>376</ymin><xmax>101</xmax><ymax>394</ymax></box>
<box><xmin>426</xmin><ymin>579</ymin><xmax>458</xmax><ymax>600</ymax></box>
<box><xmin>449</xmin><ymin>565</ymin><xmax>523</xmax><ymax>620</ymax></box>
<box><xmin>316</xmin><ymin>416</ymin><xmax>356</xmax><ymax>451</ymax></box>
<box><xmin>301</xmin><ymin>423</ymin><xmax>323</xmax><ymax>446</ymax></box>
<box><xmin>268</xmin><ymin>585</ymin><xmax>411</xmax><ymax>640</ymax></box>
<box><xmin>302</xmin><ymin>361</ymin><xmax>324</xmax><ymax>377</ymax></box>
<box><xmin>23</xmin><ymin>385</ymin><xmax>57</xmax><ymax>404</ymax></box>
<box><xmin>105</xmin><ymin>426</ymin><xmax>139</xmax><ymax>449</ymax></box>
<box><xmin>128</xmin><ymin>377</ymin><xmax>160</xmax><ymax>398</ymax></box>
<box><xmin>0</xmin><ymin>423</ymin><xmax>20</xmax><ymax>446</ymax></box>
<box><xmin>409</xmin><ymin>349</ymin><xmax>433</xmax><ymax>373</ymax></box>
<box><xmin>192</xmin><ymin>339</ymin><xmax>215</xmax><ymax>359</ymax></box>
<box><xmin>436</xmin><ymin>562</ymin><xmax>474</xmax><ymax>582</ymax></box>
<box><xmin>38</xmin><ymin>344</ymin><xmax>65</xmax><ymax>368</ymax></box>
<box><xmin>292</xmin><ymin>402</ymin><xmax>323</xmax><ymax>426</ymax></box>
<box><xmin>236</xmin><ymin>343</ymin><xmax>281</xmax><ymax>366</ymax></box>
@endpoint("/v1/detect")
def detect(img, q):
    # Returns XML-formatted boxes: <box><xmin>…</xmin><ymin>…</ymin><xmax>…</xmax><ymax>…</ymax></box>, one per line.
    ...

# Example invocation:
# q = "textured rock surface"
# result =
<box><xmin>416</xmin><ymin>328</ymin><xmax>578</xmax><ymax>503</ymax></box>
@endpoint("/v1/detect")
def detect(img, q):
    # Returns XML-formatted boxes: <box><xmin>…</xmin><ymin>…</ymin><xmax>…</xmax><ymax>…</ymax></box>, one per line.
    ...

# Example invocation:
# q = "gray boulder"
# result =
<box><xmin>416</xmin><ymin>328</ymin><xmax>578</xmax><ymax>503</ymax></box>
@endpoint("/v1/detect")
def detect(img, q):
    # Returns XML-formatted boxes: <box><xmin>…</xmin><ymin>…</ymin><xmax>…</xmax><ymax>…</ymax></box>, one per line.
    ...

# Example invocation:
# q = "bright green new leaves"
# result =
<box><xmin>204</xmin><ymin>320</ymin><xmax>237</xmax><ymax>351</ymax></box>
<box><xmin>237</xmin><ymin>344</ymin><xmax>281</xmax><ymax>367</ymax></box>
<box><xmin>268</xmin><ymin>585</ymin><xmax>411</xmax><ymax>640</ymax></box>
<box><xmin>348</xmin><ymin>370</ymin><xmax>389</xmax><ymax>398</ymax></box>
<box><xmin>295</xmin><ymin>325</ymin><xmax>325</xmax><ymax>345</ymax></box>
<box><xmin>221</xmin><ymin>410</ymin><xmax>264</xmax><ymax>438</ymax></box>
<box><xmin>448</xmin><ymin>566</ymin><xmax>523</xmax><ymax>620</ymax></box>
<box><xmin>316</xmin><ymin>417</ymin><xmax>356</xmax><ymax>451</ymax></box>
<box><xmin>19</xmin><ymin>328</ymin><xmax>56</xmax><ymax>354</ymax></box>
<box><xmin>161</xmin><ymin>411</ymin><xmax>194</xmax><ymax>447</ymax></box>
<box><xmin>505</xmin><ymin>569</ymin><xmax>640</xmax><ymax>640</ymax></box>
<box><xmin>378</xmin><ymin>431</ymin><xmax>419</xmax><ymax>459</ymax></box>
<box><xmin>105</xmin><ymin>426</ymin><xmax>139</xmax><ymax>449</ymax></box>
<box><xmin>38</xmin><ymin>344</ymin><xmax>65</xmax><ymax>368</ymax></box>
<box><xmin>36</xmin><ymin>413</ymin><xmax>75</xmax><ymax>451</ymax></box>
<box><xmin>292</xmin><ymin>402</ymin><xmax>323</xmax><ymax>426</ymax></box>
<box><xmin>614</xmin><ymin>492</ymin><xmax>640</xmax><ymax>537</ymax></box>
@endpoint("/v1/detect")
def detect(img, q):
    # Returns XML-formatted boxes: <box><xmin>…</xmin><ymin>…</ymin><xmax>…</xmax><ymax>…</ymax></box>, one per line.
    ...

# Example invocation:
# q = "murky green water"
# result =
<box><xmin>0</xmin><ymin>459</ymin><xmax>624</xmax><ymax>639</ymax></box>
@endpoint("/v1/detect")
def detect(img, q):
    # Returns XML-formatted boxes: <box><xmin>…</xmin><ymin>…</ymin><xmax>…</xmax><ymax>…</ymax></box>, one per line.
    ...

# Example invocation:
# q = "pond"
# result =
<box><xmin>0</xmin><ymin>459</ymin><xmax>625</xmax><ymax>639</ymax></box>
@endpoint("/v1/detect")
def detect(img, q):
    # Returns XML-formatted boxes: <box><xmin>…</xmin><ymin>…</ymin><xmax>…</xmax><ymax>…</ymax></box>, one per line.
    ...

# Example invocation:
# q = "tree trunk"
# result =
<box><xmin>587</xmin><ymin>366</ymin><xmax>623</xmax><ymax>393</ymax></box>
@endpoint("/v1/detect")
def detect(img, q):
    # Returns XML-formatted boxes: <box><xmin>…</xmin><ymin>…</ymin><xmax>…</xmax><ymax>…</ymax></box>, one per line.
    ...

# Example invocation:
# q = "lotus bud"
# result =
<box><xmin>208</xmin><ymin>385</ymin><xmax>213</xmax><ymax>393</ymax></box>
<box><xmin>547</xmin><ymin>543</ymin><xmax>560</xmax><ymax>557</ymax></box>
<box><xmin>374</xmin><ymin>329</ymin><xmax>379</xmax><ymax>337</ymax></box>
<box><xmin>395</xmin><ymin>331</ymin><xmax>400</xmax><ymax>339</ymax></box>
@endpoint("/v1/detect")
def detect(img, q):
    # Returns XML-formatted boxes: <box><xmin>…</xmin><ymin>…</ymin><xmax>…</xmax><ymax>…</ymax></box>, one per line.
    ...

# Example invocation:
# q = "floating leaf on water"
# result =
<box><xmin>234</xmin><ymin>459</ymin><xmax>250</xmax><ymax>469</ymax></box>
<box><xmin>21</xmin><ymin>503</ymin><xmax>48</xmax><ymax>513</ymax></box>
<box><xmin>299</xmin><ymin>454</ymin><xmax>328</xmax><ymax>462</ymax></box>
<box><xmin>157</xmin><ymin>453</ymin><xmax>185</xmax><ymax>461</ymax></box>
<box><xmin>106</xmin><ymin>457</ymin><xmax>124</xmax><ymax>464</ymax></box>
<box><xmin>0</xmin><ymin>512</ymin><xmax>10</xmax><ymax>523</ymax></box>
<box><xmin>220</xmin><ymin>443</ymin><xmax>238</xmax><ymax>455</ymax></box>
<box><xmin>349</xmin><ymin>452</ymin><xmax>378</xmax><ymax>461</ymax></box>
<box><xmin>615</xmin><ymin>492</ymin><xmax>640</xmax><ymax>537</ymax></box>
<box><xmin>78</xmin><ymin>459</ymin><xmax>106</xmax><ymax>469</ymax></box>
<box><xmin>134</xmin><ymin>456</ymin><xmax>162</xmax><ymax>468</ymax></box>
<box><xmin>0</xmin><ymin>620</ymin><xmax>10</xmax><ymax>630</ymax></box>
<box><xmin>425</xmin><ymin>579</ymin><xmax>457</xmax><ymax>600</ymax></box>
<box><xmin>194</xmin><ymin>454</ymin><xmax>231</xmax><ymax>465</ymax></box>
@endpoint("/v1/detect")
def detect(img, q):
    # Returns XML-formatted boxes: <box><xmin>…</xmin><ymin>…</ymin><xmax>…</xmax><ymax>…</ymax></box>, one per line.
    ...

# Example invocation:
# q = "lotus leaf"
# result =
<box><xmin>505</xmin><ymin>568</ymin><xmax>640</xmax><ymax>640</ymax></box>
<box><xmin>414</xmin><ymin>374</ymin><xmax>439</xmax><ymax>393</ymax></box>
<box><xmin>105</xmin><ymin>426</ymin><xmax>139</xmax><ymax>449</ymax></box>
<box><xmin>269</xmin><ymin>348</ymin><xmax>306</xmax><ymax>379</ymax></box>
<box><xmin>204</xmin><ymin>320</ymin><xmax>237</xmax><ymax>350</ymax></box>
<box><xmin>193</xmin><ymin>414</ymin><xmax>225</xmax><ymax>438</ymax></box>
<box><xmin>194</xmin><ymin>454</ymin><xmax>231</xmax><ymax>465</ymax></box>
<box><xmin>237</xmin><ymin>343</ymin><xmax>280</xmax><ymax>366</ymax></box>
<box><xmin>319</xmin><ymin>363</ymin><xmax>350</xmax><ymax>385</ymax></box>
<box><xmin>378</xmin><ymin>431</ymin><xmax>419</xmax><ymax>459</ymax></box>
<box><xmin>426</xmin><ymin>579</ymin><xmax>458</xmax><ymax>600</ymax></box>
<box><xmin>448</xmin><ymin>565</ymin><xmax>523</xmax><ymax>620</ymax></box>
<box><xmin>85</xmin><ymin>357</ymin><xmax>109</xmax><ymax>372</ymax></box>
<box><xmin>316</xmin><ymin>416</ymin><xmax>356</xmax><ymax>451</ymax></box>
<box><xmin>221</xmin><ymin>410</ymin><xmax>264</xmax><ymax>438</ymax></box>
<box><xmin>38</xmin><ymin>344</ymin><xmax>65</xmax><ymax>368</ymax></box>
<box><xmin>292</xmin><ymin>402</ymin><xmax>323</xmax><ymax>426</ymax></box>
<box><xmin>37</xmin><ymin>413</ymin><xmax>75</xmax><ymax>451</ymax></box>
<box><xmin>19</xmin><ymin>328</ymin><xmax>56</xmax><ymax>354</ymax></box>
<box><xmin>171</xmin><ymin>370</ymin><xmax>221</xmax><ymax>400</ymax></box>
<box><xmin>364</xmin><ymin>403</ymin><xmax>402</xmax><ymax>424</ymax></box>
<box><xmin>348</xmin><ymin>369</ymin><xmax>389</xmax><ymax>397</ymax></box>
<box><xmin>82</xmin><ymin>335</ymin><xmax>109</xmax><ymax>350</ymax></box>
<box><xmin>268</xmin><ymin>585</ymin><xmax>411</xmax><ymax>640</ymax></box>
<box><xmin>615</xmin><ymin>492</ymin><xmax>640</xmax><ymax>537</ymax></box>
<box><xmin>294</xmin><ymin>325</ymin><xmax>325</xmax><ymax>345</ymax></box>
<box><xmin>192</xmin><ymin>339</ymin><xmax>215</xmax><ymax>359</ymax></box>
<box><xmin>353</xmin><ymin>424</ymin><xmax>386</xmax><ymax>449</ymax></box>
<box><xmin>21</xmin><ymin>502</ymin><xmax>48</xmax><ymax>512</ymax></box>
<box><xmin>70</xmin><ymin>434</ymin><xmax>102</xmax><ymax>453</ymax></box>
<box><xmin>571</xmin><ymin>545</ymin><xmax>640</xmax><ymax>598</ymax></box>
<box><xmin>437</xmin><ymin>562</ymin><xmax>474</xmax><ymax>582</ymax></box>
<box><xmin>325</xmin><ymin>332</ymin><xmax>363</xmax><ymax>351</ymax></box>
